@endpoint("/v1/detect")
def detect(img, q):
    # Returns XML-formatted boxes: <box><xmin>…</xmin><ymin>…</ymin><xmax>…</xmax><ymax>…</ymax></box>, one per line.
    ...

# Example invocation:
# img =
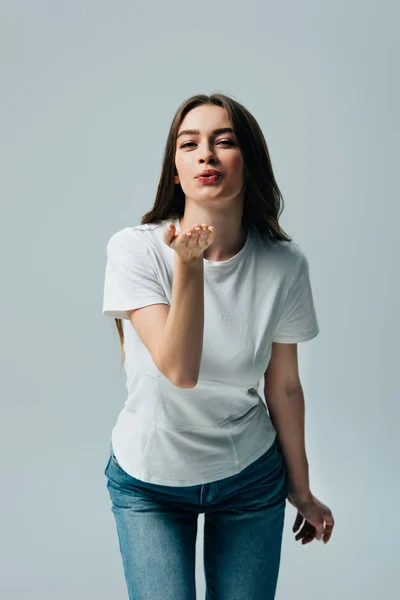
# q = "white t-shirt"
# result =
<box><xmin>102</xmin><ymin>216</ymin><xmax>320</xmax><ymax>486</ymax></box>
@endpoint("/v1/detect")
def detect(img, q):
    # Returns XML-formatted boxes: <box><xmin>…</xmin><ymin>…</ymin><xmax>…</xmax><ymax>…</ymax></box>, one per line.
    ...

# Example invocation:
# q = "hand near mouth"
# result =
<box><xmin>163</xmin><ymin>223</ymin><xmax>215</xmax><ymax>263</ymax></box>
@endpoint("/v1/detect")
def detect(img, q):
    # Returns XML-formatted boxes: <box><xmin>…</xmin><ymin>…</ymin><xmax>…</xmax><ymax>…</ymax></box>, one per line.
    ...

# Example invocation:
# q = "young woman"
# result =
<box><xmin>102</xmin><ymin>92</ymin><xmax>334</xmax><ymax>600</ymax></box>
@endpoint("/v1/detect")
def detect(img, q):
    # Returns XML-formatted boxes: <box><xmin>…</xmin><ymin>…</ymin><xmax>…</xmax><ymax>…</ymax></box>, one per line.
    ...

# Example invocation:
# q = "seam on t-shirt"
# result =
<box><xmin>288</xmin><ymin>250</ymin><xmax>304</xmax><ymax>300</ymax></box>
<box><xmin>151</xmin><ymin>400</ymin><xmax>262</xmax><ymax>431</ymax></box>
<box><xmin>274</xmin><ymin>250</ymin><xmax>304</xmax><ymax>332</ymax></box>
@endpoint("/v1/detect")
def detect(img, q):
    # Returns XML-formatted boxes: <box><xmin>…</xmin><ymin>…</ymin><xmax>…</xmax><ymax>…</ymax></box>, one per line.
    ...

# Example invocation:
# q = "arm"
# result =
<box><xmin>158</xmin><ymin>254</ymin><xmax>204</xmax><ymax>388</ymax></box>
<box><xmin>264</xmin><ymin>342</ymin><xmax>312</xmax><ymax>503</ymax></box>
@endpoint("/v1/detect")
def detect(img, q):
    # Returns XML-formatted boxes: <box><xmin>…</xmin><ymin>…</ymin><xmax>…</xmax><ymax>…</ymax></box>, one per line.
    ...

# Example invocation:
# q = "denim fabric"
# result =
<box><xmin>104</xmin><ymin>436</ymin><xmax>289</xmax><ymax>600</ymax></box>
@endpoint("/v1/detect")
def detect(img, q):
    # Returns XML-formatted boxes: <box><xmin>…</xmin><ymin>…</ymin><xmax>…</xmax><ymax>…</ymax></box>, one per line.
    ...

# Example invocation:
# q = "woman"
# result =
<box><xmin>102</xmin><ymin>92</ymin><xmax>334</xmax><ymax>600</ymax></box>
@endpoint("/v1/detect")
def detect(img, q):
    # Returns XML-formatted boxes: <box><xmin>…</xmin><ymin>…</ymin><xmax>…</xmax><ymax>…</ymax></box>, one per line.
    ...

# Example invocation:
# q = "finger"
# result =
<box><xmin>192</xmin><ymin>226</ymin><xmax>203</xmax><ymax>239</ymax></box>
<box><xmin>295</xmin><ymin>523</ymin><xmax>312</xmax><ymax>541</ymax></box>
<box><xmin>198</xmin><ymin>226</ymin><xmax>211</xmax><ymax>242</ymax></box>
<box><xmin>323</xmin><ymin>531</ymin><xmax>332</xmax><ymax>544</ymax></box>
<box><xmin>192</xmin><ymin>225</ymin><xmax>204</xmax><ymax>240</ymax></box>
<box><xmin>163</xmin><ymin>225</ymin><xmax>175</xmax><ymax>247</ymax></box>
<box><xmin>185</xmin><ymin>229</ymin><xmax>202</xmax><ymax>247</ymax></box>
<box><xmin>193</xmin><ymin>227</ymin><xmax>211</xmax><ymax>244</ymax></box>
<box><xmin>292</xmin><ymin>513</ymin><xmax>304</xmax><ymax>533</ymax></box>
<box><xmin>165</xmin><ymin>224</ymin><xmax>178</xmax><ymax>242</ymax></box>
<box><xmin>322</xmin><ymin>518</ymin><xmax>334</xmax><ymax>544</ymax></box>
<box><xmin>184</xmin><ymin>231</ymin><xmax>194</xmax><ymax>244</ymax></box>
<box><xmin>187</xmin><ymin>228</ymin><xmax>201</xmax><ymax>243</ymax></box>
<box><xmin>164</xmin><ymin>223</ymin><xmax>173</xmax><ymax>237</ymax></box>
<box><xmin>318</xmin><ymin>516</ymin><xmax>332</xmax><ymax>542</ymax></box>
<box><xmin>301</xmin><ymin>532</ymin><xmax>315</xmax><ymax>545</ymax></box>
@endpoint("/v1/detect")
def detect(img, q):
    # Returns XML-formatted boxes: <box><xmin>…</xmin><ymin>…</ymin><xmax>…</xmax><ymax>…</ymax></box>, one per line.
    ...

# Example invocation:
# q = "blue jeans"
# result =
<box><xmin>104</xmin><ymin>436</ymin><xmax>289</xmax><ymax>600</ymax></box>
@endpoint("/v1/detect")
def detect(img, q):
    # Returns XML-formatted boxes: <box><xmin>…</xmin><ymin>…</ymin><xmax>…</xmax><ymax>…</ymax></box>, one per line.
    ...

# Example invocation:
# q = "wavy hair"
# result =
<box><xmin>113</xmin><ymin>92</ymin><xmax>292</xmax><ymax>366</ymax></box>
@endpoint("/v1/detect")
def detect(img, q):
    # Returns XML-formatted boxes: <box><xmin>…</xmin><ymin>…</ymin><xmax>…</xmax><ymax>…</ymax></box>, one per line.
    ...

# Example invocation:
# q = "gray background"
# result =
<box><xmin>1</xmin><ymin>1</ymin><xmax>398</xmax><ymax>598</ymax></box>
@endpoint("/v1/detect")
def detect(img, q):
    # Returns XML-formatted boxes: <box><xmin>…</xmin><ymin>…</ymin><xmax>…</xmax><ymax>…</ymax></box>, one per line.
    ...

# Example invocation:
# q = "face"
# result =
<box><xmin>174</xmin><ymin>104</ymin><xmax>246</xmax><ymax>204</ymax></box>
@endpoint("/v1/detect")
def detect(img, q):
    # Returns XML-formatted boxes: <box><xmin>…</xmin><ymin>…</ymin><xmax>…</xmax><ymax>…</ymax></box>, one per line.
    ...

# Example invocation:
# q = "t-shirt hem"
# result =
<box><xmin>103</xmin><ymin>298</ymin><xmax>170</xmax><ymax>319</ymax></box>
<box><xmin>114</xmin><ymin>438</ymin><xmax>276</xmax><ymax>487</ymax></box>
<box><xmin>272</xmin><ymin>326</ymin><xmax>320</xmax><ymax>344</ymax></box>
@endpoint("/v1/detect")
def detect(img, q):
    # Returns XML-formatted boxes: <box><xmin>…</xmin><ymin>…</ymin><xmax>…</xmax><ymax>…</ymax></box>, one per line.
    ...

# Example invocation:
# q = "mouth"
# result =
<box><xmin>196</xmin><ymin>168</ymin><xmax>222</xmax><ymax>178</ymax></box>
<box><xmin>196</xmin><ymin>173</ymin><xmax>222</xmax><ymax>183</ymax></box>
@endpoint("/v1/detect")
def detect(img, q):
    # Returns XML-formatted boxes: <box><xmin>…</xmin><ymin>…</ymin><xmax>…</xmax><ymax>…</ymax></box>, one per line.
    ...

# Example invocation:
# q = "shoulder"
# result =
<box><xmin>105</xmin><ymin>227</ymin><xmax>138</xmax><ymax>258</ymax></box>
<box><xmin>106</xmin><ymin>221</ymin><xmax>170</xmax><ymax>264</ymax></box>
<box><xmin>106</xmin><ymin>221</ymin><xmax>164</xmax><ymax>250</ymax></box>
<box><xmin>255</xmin><ymin>230</ymin><xmax>306</xmax><ymax>277</ymax></box>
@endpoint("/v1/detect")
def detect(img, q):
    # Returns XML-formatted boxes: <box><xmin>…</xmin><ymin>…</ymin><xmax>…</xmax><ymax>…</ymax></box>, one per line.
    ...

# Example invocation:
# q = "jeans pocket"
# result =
<box><xmin>104</xmin><ymin>442</ymin><xmax>120</xmax><ymax>478</ymax></box>
<box><xmin>104</xmin><ymin>455</ymin><xmax>112</xmax><ymax>476</ymax></box>
<box><xmin>109</xmin><ymin>442</ymin><xmax>118</xmax><ymax>461</ymax></box>
<box><xmin>108</xmin><ymin>443</ymin><xmax>126</xmax><ymax>474</ymax></box>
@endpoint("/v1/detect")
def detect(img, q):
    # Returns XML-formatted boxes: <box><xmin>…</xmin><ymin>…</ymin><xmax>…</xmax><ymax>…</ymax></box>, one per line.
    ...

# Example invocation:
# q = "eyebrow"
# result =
<box><xmin>177</xmin><ymin>127</ymin><xmax>234</xmax><ymax>139</ymax></box>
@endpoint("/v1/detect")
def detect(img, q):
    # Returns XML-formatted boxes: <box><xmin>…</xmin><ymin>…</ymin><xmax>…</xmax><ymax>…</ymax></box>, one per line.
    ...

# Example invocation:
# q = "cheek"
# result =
<box><xmin>175</xmin><ymin>155</ymin><xmax>192</xmax><ymax>180</ymax></box>
<box><xmin>228</xmin><ymin>155</ymin><xmax>245</xmax><ymax>182</ymax></box>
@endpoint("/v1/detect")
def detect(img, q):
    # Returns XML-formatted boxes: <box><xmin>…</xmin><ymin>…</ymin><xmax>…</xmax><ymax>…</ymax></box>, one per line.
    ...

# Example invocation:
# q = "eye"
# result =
<box><xmin>180</xmin><ymin>139</ymin><xmax>235</xmax><ymax>149</ymax></box>
<box><xmin>218</xmin><ymin>140</ymin><xmax>235</xmax><ymax>146</ymax></box>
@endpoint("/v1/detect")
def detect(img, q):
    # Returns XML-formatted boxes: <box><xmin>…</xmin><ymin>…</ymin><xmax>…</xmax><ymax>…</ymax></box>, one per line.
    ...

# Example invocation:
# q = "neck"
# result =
<box><xmin>179</xmin><ymin>216</ymin><xmax>248</xmax><ymax>262</ymax></box>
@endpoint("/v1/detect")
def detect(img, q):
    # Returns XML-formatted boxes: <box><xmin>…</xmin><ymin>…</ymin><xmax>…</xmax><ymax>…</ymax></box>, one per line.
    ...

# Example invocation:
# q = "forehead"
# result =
<box><xmin>178</xmin><ymin>105</ymin><xmax>232</xmax><ymax>134</ymax></box>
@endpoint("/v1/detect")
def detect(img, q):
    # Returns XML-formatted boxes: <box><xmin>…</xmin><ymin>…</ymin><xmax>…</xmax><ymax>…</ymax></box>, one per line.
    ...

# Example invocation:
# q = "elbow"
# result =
<box><xmin>159</xmin><ymin>365</ymin><xmax>198</xmax><ymax>389</ymax></box>
<box><xmin>172</xmin><ymin>375</ymin><xmax>198</xmax><ymax>389</ymax></box>
<box><xmin>157</xmin><ymin>356</ymin><xmax>199</xmax><ymax>389</ymax></box>
<box><xmin>176</xmin><ymin>368</ymin><xmax>200</xmax><ymax>388</ymax></box>
<box><xmin>171</xmin><ymin>369</ymin><xmax>199</xmax><ymax>388</ymax></box>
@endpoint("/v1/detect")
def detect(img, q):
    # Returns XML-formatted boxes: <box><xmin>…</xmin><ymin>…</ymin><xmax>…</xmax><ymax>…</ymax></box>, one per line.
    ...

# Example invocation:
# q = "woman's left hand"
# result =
<box><xmin>287</xmin><ymin>491</ymin><xmax>335</xmax><ymax>545</ymax></box>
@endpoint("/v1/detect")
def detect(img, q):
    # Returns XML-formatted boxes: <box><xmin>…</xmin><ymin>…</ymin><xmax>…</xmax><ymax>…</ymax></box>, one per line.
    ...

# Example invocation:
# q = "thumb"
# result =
<box><xmin>164</xmin><ymin>223</ymin><xmax>175</xmax><ymax>240</ymax></box>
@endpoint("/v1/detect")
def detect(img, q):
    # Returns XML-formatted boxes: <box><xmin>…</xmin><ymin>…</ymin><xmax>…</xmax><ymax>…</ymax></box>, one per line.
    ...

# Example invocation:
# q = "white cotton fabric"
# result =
<box><xmin>102</xmin><ymin>216</ymin><xmax>320</xmax><ymax>486</ymax></box>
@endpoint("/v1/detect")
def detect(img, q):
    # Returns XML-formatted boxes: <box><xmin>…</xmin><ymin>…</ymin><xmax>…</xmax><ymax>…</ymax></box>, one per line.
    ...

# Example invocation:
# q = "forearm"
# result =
<box><xmin>265</xmin><ymin>385</ymin><xmax>312</xmax><ymax>502</ymax></box>
<box><xmin>159</xmin><ymin>254</ymin><xmax>204</xmax><ymax>388</ymax></box>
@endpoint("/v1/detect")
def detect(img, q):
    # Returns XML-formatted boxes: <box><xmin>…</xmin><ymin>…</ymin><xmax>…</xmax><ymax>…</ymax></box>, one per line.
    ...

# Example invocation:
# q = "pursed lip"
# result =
<box><xmin>195</xmin><ymin>169</ymin><xmax>222</xmax><ymax>178</ymax></box>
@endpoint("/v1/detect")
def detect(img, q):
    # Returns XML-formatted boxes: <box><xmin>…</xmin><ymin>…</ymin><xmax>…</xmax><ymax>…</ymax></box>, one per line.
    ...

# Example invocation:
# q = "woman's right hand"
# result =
<box><xmin>163</xmin><ymin>222</ymin><xmax>214</xmax><ymax>263</ymax></box>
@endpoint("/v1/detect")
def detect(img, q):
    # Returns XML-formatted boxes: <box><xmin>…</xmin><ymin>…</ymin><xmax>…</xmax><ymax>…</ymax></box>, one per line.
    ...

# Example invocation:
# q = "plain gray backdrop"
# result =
<box><xmin>1</xmin><ymin>1</ymin><xmax>398</xmax><ymax>598</ymax></box>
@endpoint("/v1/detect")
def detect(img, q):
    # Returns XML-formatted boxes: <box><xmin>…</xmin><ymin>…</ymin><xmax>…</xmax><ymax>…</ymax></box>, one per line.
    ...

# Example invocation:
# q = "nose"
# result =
<box><xmin>196</xmin><ymin>141</ymin><xmax>218</xmax><ymax>163</ymax></box>
<box><xmin>199</xmin><ymin>150</ymin><xmax>218</xmax><ymax>165</ymax></box>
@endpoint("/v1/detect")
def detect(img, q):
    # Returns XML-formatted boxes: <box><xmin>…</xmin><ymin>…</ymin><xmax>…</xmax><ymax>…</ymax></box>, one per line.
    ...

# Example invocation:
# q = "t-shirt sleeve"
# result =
<box><xmin>102</xmin><ymin>229</ymin><xmax>170</xmax><ymax>320</ymax></box>
<box><xmin>272</xmin><ymin>252</ymin><xmax>320</xmax><ymax>343</ymax></box>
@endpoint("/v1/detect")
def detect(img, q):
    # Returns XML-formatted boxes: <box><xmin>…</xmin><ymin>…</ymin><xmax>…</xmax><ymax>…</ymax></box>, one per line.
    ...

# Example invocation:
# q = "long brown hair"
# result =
<box><xmin>113</xmin><ymin>92</ymin><xmax>292</xmax><ymax>367</ymax></box>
